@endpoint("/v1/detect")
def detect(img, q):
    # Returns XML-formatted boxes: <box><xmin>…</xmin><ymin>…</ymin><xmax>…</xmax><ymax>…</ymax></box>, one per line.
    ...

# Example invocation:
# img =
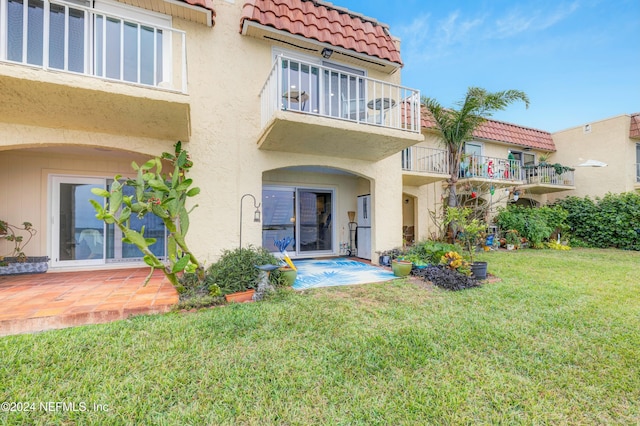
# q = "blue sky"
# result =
<box><xmin>335</xmin><ymin>0</ymin><xmax>640</xmax><ymax>132</ymax></box>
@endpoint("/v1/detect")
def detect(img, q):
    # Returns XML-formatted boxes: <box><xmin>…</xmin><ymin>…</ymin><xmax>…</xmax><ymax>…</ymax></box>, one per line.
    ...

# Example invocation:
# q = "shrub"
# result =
<box><xmin>554</xmin><ymin>192</ymin><xmax>640</xmax><ymax>250</ymax></box>
<box><xmin>494</xmin><ymin>205</ymin><xmax>569</xmax><ymax>248</ymax></box>
<box><xmin>406</xmin><ymin>240</ymin><xmax>461</xmax><ymax>265</ymax></box>
<box><xmin>413</xmin><ymin>265</ymin><xmax>480</xmax><ymax>291</ymax></box>
<box><xmin>207</xmin><ymin>246</ymin><xmax>281</xmax><ymax>296</ymax></box>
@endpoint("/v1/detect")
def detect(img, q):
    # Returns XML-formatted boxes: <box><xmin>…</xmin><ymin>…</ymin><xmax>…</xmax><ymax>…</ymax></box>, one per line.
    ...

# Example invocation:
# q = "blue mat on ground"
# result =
<box><xmin>291</xmin><ymin>258</ymin><xmax>397</xmax><ymax>290</ymax></box>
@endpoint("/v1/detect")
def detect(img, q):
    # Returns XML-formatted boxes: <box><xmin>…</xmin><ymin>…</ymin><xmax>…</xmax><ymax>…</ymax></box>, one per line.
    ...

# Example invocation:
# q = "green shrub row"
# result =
<box><xmin>553</xmin><ymin>192</ymin><xmax>640</xmax><ymax>250</ymax></box>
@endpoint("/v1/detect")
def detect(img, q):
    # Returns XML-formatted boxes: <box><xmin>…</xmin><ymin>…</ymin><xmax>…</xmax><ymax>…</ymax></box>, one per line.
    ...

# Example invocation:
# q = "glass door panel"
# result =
<box><xmin>52</xmin><ymin>177</ymin><xmax>105</xmax><ymax>266</ymax></box>
<box><xmin>262</xmin><ymin>188</ymin><xmax>296</xmax><ymax>253</ymax></box>
<box><xmin>297</xmin><ymin>189</ymin><xmax>332</xmax><ymax>253</ymax></box>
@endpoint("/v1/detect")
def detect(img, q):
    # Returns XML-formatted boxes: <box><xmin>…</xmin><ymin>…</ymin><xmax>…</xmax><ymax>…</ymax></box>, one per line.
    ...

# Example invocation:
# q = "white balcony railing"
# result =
<box><xmin>402</xmin><ymin>146</ymin><xmax>449</xmax><ymax>175</ymax></box>
<box><xmin>0</xmin><ymin>0</ymin><xmax>187</xmax><ymax>92</ymax></box>
<box><xmin>524</xmin><ymin>166</ymin><xmax>575</xmax><ymax>186</ymax></box>
<box><xmin>260</xmin><ymin>55</ymin><xmax>421</xmax><ymax>133</ymax></box>
<box><xmin>460</xmin><ymin>155</ymin><xmax>523</xmax><ymax>181</ymax></box>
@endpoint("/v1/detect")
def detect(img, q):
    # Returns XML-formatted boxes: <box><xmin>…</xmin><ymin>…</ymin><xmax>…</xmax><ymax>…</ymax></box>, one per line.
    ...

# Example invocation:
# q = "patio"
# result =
<box><xmin>0</xmin><ymin>268</ymin><xmax>178</xmax><ymax>337</ymax></box>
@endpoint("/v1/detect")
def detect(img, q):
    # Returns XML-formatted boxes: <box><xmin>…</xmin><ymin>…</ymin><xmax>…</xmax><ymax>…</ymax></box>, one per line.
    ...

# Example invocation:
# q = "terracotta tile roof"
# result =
<box><xmin>420</xmin><ymin>109</ymin><xmax>556</xmax><ymax>151</ymax></box>
<box><xmin>240</xmin><ymin>0</ymin><xmax>402</xmax><ymax>65</ymax></box>
<box><xmin>180</xmin><ymin>0</ymin><xmax>216</xmax><ymax>25</ymax></box>
<box><xmin>630</xmin><ymin>113</ymin><xmax>640</xmax><ymax>139</ymax></box>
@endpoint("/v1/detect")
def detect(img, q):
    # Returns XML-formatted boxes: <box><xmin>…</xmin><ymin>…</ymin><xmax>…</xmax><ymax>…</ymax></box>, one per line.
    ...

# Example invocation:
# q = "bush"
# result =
<box><xmin>406</xmin><ymin>241</ymin><xmax>462</xmax><ymax>265</ymax></box>
<box><xmin>413</xmin><ymin>265</ymin><xmax>480</xmax><ymax>291</ymax></box>
<box><xmin>207</xmin><ymin>246</ymin><xmax>281</xmax><ymax>296</ymax></box>
<box><xmin>554</xmin><ymin>192</ymin><xmax>640</xmax><ymax>250</ymax></box>
<box><xmin>494</xmin><ymin>205</ymin><xmax>569</xmax><ymax>248</ymax></box>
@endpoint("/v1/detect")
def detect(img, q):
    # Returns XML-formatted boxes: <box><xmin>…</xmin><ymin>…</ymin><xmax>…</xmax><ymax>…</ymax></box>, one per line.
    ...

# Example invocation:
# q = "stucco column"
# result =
<box><xmin>371</xmin><ymin>157</ymin><xmax>404</xmax><ymax>264</ymax></box>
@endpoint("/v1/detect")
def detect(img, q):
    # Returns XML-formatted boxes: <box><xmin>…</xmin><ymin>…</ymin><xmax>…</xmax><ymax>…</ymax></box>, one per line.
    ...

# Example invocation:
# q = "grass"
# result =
<box><xmin>1</xmin><ymin>248</ymin><xmax>639</xmax><ymax>424</ymax></box>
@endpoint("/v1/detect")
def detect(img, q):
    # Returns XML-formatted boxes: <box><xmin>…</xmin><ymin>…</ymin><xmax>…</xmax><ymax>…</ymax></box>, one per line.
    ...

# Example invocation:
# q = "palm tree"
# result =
<box><xmin>422</xmin><ymin>87</ymin><xmax>529</xmax><ymax>209</ymax></box>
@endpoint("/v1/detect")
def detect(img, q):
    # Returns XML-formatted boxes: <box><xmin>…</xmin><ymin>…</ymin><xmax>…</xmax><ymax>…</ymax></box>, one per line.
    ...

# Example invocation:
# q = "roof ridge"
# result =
<box><xmin>479</xmin><ymin>117</ymin><xmax>551</xmax><ymax>135</ymax></box>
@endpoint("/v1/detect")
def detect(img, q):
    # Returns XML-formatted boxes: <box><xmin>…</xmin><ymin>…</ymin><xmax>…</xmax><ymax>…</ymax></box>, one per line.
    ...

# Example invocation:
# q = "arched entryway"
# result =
<box><xmin>262</xmin><ymin>165</ymin><xmax>373</xmax><ymax>259</ymax></box>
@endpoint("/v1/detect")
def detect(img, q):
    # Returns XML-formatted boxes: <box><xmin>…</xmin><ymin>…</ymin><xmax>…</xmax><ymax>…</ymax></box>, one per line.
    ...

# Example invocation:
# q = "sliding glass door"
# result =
<box><xmin>262</xmin><ymin>186</ymin><xmax>334</xmax><ymax>256</ymax></box>
<box><xmin>51</xmin><ymin>176</ymin><xmax>166</xmax><ymax>267</ymax></box>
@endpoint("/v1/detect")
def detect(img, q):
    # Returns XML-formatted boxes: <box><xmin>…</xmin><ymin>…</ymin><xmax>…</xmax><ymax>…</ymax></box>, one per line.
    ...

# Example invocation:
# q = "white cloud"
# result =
<box><xmin>493</xmin><ymin>1</ymin><xmax>580</xmax><ymax>38</ymax></box>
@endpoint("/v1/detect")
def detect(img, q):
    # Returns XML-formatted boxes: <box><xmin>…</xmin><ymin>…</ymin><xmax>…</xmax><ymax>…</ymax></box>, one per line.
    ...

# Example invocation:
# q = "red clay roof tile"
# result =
<box><xmin>179</xmin><ymin>0</ymin><xmax>216</xmax><ymax>25</ymax></box>
<box><xmin>420</xmin><ymin>109</ymin><xmax>556</xmax><ymax>151</ymax></box>
<box><xmin>630</xmin><ymin>113</ymin><xmax>640</xmax><ymax>139</ymax></box>
<box><xmin>240</xmin><ymin>0</ymin><xmax>402</xmax><ymax>65</ymax></box>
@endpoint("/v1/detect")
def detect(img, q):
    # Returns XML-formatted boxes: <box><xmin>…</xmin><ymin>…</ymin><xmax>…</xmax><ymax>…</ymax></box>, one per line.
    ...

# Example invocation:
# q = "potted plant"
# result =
<box><xmin>0</xmin><ymin>220</ymin><xmax>49</xmax><ymax>275</ymax></box>
<box><xmin>206</xmin><ymin>246</ymin><xmax>279</xmax><ymax>303</ymax></box>
<box><xmin>505</xmin><ymin>229</ymin><xmax>521</xmax><ymax>250</ymax></box>
<box><xmin>445</xmin><ymin>207</ymin><xmax>488</xmax><ymax>279</ymax></box>
<box><xmin>391</xmin><ymin>257</ymin><xmax>413</xmax><ymax>277</ymax></box>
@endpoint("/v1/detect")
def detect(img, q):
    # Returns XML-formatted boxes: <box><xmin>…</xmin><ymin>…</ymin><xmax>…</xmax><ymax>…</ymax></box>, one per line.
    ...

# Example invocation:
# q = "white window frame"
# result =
<box><xmin>93</xmin><ymin>0</ymin><xmax>172</xmax><ymax>85</ymax></box>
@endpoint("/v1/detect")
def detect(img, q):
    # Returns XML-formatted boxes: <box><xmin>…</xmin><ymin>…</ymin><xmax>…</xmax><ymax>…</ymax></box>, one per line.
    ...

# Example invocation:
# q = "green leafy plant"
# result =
<box><xmin>494</xmin><ymin>205</ymin><xmax>569</xmax><ymax>248</ymax></box>
<box><xmin>90</xmin><ymin>141</ymin><xmax>202</xmax><ymax>286</ymax></box>
<box><xmin>207</xmin><ymin>246</ymin><xmax>281</xmax><ymax>296</ymax></box>
<box><xmin>505</xmin><ymin>229</ymin><xmax>521</xmax><ymax>248</ymax></box>
<box><xmin>443</xmin><ymin>207</ymin><xmax>486</xmax><ymax>262</ymax></box>
<box><xmin>0</xmin><ymin>220</ymin><xmax>36</xmax><ymax>263</ymax></box>
<box><xmin>553</xmin><ymin>192</ymin><xmax>640</xmax><ymax>250</ymax></box>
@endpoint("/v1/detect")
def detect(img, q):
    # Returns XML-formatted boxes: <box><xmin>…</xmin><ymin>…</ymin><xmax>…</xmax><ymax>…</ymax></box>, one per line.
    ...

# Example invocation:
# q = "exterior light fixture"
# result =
<box><xmin>240</xmin><ymin>193</ymin><xmax>261</xmax><ymax>248</ymax></box>
<box><xmin>321</xmin><ymin>48</ymin><xmax>333</xmax><ymax>59</ymax></box>
<box><xmin>513</xmin><ymin>190</ymin><xmax>520</xmax><ymax>202</ymax></box>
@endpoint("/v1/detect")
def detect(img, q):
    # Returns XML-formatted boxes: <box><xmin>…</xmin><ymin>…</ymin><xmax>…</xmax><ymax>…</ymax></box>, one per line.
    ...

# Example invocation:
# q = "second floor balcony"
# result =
<box><xmin>0</xmin><ymin>0</ymin><xmax>190</xmax><ymax>141</ymax></box>
<box><xmin>521</xmin><ymin>165</ymin><xmax>575</xmax><ymax>194</ymax></box>
<box><xmin>257</xmin><ymin>55</ymin><xmax>423</xmax><ymax>162</ymax></box>
<box><xmin>401</xmin><ymin>146</ymin><xmax>449</xmax><ymax>186</ymax></box>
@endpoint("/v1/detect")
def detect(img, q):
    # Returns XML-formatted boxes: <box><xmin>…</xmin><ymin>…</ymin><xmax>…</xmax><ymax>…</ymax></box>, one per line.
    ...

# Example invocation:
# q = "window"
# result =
<box><xmin>1</xmin><ymin>0</ymin><xmax>171</xmax><ymax>86</ymax></box>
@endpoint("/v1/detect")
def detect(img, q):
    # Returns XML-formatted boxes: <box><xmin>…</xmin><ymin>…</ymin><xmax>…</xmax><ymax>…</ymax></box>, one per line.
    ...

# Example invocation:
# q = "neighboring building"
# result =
<box><xmin>0</xmin><ymin>0</ymin><xmax>423</xmax><ymax>269</ymax></box>
<box><xmin>402</xmin><ymin>114</ymin><xmax>575</xmax><ymax>242</ymax></box>
<box><xmin>547</xmin><ymin>113</ymin><xmax>640</xmax><ymax>202</ymax></box>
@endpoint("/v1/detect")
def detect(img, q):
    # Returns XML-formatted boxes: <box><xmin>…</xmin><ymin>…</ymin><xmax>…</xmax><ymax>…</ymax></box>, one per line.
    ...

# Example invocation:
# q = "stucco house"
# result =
<box><xmin>402</xmin><ymin>113</ymin><xmax>576</xmax><ymax>242</ymax></box>
<box><xmin>0</xmin><ymin>0</ymin><xmax>423</xmax><ymax>270</ymax></box>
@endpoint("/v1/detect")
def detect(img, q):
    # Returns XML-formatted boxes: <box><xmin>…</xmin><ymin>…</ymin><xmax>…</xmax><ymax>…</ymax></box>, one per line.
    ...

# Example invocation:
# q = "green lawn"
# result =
<box><xmin>1</xmin><ymin>249</ymin><xmax>639</xmax><ymax>424</ymax></box>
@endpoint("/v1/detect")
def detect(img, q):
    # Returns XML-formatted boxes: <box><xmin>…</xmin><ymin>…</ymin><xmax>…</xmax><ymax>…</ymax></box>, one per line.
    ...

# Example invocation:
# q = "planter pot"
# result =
<box><xmin>278</xmin><ymin>267</ymin><xmax>298</xmax><ymax>287</ymax></box>
<box><xmin>506</xmin><ymin>244</ymin><xmax>515</xmax><ymax>251</ymax></box>
<box><xmin>391</xmin><ymin>260</ymin><xmax>412</xmax><ymax>277</ymax></box>
<box><xmin>470</xmin><ymin>261</ymin><xmax>488</xmax><ymax>280</ymax></box>
<box><xmin>225</xmin><ymin>289</ymin><xmax>256</xmax><ymax>303</ymax></box>
<box><xmin>0</xmin><ymin>256</ymin><xmax>49</xmax><ymax>275</ymax></box>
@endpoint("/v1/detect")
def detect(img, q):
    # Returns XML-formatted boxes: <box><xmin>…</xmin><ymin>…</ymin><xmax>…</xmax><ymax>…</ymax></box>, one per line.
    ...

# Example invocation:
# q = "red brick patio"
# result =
<box><xmin>0</xmin><ymin>268</ymin><xmax>178</xmax><ymax>337</ymax></box>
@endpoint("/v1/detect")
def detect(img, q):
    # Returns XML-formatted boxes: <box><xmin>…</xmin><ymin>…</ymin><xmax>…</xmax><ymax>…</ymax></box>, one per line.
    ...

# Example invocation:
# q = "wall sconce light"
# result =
<box><xmin>239</xmin><ymin>193</ymin><xmax>261</xmax><ymax>248</ymax></box>
<box><xmin>321</xmin><ymin>48</ymin><xmax>333</xmax><ymax>59</ymax></box>
<box><xmin>513</xmin><ymin>190</ymin><xmax>520</xmax><ymax>202</ymax></box>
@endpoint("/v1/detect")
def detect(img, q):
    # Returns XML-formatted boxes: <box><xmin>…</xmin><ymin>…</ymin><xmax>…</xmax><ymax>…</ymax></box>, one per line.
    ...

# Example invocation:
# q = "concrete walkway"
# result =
<box><xmin>0</xmin><ymin>268</ymin><xmax>178</xmax><ymax>337</ymax></box>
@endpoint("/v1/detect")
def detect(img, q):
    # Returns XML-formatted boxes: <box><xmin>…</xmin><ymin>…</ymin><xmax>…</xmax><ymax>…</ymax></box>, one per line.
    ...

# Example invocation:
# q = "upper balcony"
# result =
<box><xmin>401</xmin><ymin>146</ymin><xmax>449</xmax><ymax>186</ymax></box>
<box><xmin>520</xmin><ymin>165</ymin><xmax>576</xmax><ymax>194</ymax></box>
<box><xmin>257</xmin><ymin>55</ymin><xmax>423</xmax><ymax>162</ymax></box>
<box><xmin>458</xmin><ymin>154</ymin><xmax>524</xmax><ymax>187</ymax></box>
<box><xmin>0</xmin><ymin>0</ymin><xmax>190</xmax><ymax>141</ymax></box>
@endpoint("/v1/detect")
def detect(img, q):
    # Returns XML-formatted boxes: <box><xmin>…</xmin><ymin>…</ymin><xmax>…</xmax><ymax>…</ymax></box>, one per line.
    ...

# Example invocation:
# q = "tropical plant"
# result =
<box><xmin>422</xmin><ymin>87</ymin><xmax>529</xmax><ymax>210</ymax></box>
<box><xmin>0</xmin><ymin>220</ymin><xmax>36</xmax><ymax>263</ymax></box>
<box><xmin>443</xmin><ymin>207</ymin><xmax>486</xmax><ymax>263</ymax></box>
<box><xmin>90</xmin><ymin>141</ymin><xmax>202</xmax><ymax>286</ymax></box>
